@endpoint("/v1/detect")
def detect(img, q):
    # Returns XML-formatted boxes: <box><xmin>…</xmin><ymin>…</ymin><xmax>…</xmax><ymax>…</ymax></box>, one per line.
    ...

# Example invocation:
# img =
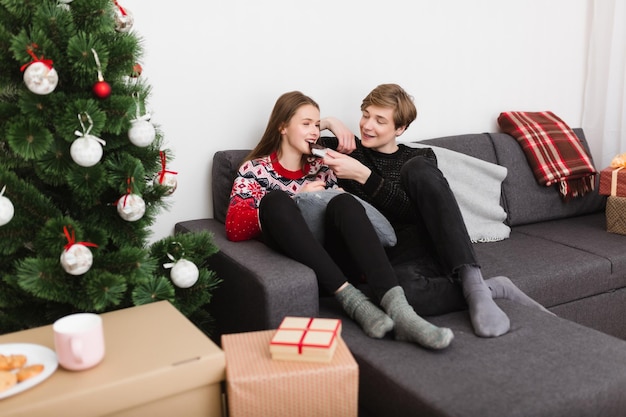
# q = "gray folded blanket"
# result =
<box><xmin>403</xmin><ymin>142</ymin><xmax>510</xmax><ymax>242</ymax></box>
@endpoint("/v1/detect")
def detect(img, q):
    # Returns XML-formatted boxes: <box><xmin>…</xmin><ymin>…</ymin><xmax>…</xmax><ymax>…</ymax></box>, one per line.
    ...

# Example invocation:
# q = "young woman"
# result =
<box><xmin>225</xmin><ymin>91</ymin><xmax>454</xmax><ymax>350</ymax></box>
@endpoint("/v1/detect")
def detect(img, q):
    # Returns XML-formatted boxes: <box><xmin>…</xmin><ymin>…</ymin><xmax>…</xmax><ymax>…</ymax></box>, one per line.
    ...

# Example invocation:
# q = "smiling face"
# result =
<box><xmin>280</xmin><ymin>104</ymin><xmax>320</xmax><ymax>157</ymax></box>
<box><xmin>359</xmin><ymin>105</ymin><xmax>406</xmax><ymax>154</ymax></box>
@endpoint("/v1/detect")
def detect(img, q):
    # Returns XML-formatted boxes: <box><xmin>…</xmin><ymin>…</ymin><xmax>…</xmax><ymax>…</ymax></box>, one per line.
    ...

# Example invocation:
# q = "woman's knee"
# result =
<box><xmin>327</xmin><ymin>192</ymin><xmax>363</xmax><ymax>215</ymax></box>
<box><xmin>259</xmin><ymin>190</ymin><xmax>296</xmax><ymax>221</ymax></box>
<box><xmin>260</xmin><ymin>189</ymin><xmax>290</xmax><ymax>206</ymax></box>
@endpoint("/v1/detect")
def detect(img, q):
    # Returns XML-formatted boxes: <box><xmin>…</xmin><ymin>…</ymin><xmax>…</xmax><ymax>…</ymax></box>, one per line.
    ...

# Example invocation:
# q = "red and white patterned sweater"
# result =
<box><xmin>225</xmin><ymin>152</ymin><xmax>339</xmax><ymax>241</ymax></box>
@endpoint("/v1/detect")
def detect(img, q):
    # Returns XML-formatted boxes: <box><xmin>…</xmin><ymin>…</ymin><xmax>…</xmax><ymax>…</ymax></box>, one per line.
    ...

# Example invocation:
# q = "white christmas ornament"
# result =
<box><xmin>60</xmin><ymin>243</ymin><xmax>93</xmax><ymax>275</ymax></box>
<box><xmin>71</xmin><ymin>113</ymin><xmax>105</xmax><ymax>167</ymax></box>
<box><xmin>0</xmin><ymin>186</ymin><xmax>15</xmax><ymax>226</ymax></box>
<box><xmin>70</xmin><ymin>135</ymin><xmax>104</xmax><ymax>167</ymax></box>
<box><xmin>154</xmin><ymin>172</ymin><xmax>178</xmax><ymax>195</ymax></box>
<box><xmin>114</xmin><ymin>2</ymin><xmax>134</xmax><ymax>33</ymax></box>
<box><xmin>128</xmin><ymin>118</ymin><xmax>155</xmax><ymax>147</ymax></box>
<box><xmin>169</xmin><ymin>259</ymin><xmax>199</xmax><ymax>288</ymax></box>
<box><xmin>154</xmin><ymin>151</ymin><xmax>178</xmax><ymax>195</ymax></box>
<box><xmin>117</xmin><ymin>193</ymin><xmax>146</xmax><ymax>221</ymax></box>
<box><xmin>128</xmin><ymin>94</ymin><xmax>156</xmax><ymax>147</ymax></box>
<box><xmin>23</xmin><ymin>61</ymin><xmax>58</xmax><ymax>95</ymax></box>
<box><xmin>57</xmin><ymin>0</ymin><xmax>73</xmax><ymax>10</ymax></box>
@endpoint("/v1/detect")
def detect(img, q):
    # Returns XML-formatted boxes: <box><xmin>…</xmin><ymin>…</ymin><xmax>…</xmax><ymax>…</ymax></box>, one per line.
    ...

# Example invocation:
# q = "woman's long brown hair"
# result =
<box><xmin>245</xmin><ymin>91</ymin><xmax>319</xmax><ymax>164</ymax></box>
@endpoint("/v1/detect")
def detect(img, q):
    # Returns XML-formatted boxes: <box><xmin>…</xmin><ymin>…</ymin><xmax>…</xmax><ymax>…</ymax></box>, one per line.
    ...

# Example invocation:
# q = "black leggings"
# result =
<box><xmin>258</xmin><ymin>190</ymin><xmax>397</xmax><ymax>302</ymax></box>
<box><xmin>398</xmin><ymin>155</ymin><xmax>478</xmax><ymax>273</ymax></box>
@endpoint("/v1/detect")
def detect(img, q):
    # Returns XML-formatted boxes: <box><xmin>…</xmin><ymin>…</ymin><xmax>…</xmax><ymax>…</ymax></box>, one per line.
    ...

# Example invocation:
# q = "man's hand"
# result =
<box><xmin>320</xmin><ymin>117</ymin><xmax>356</xmax><ymax>154</ymax></box>
<box><xmin>323</xmin><ymin>149</ymin><xmax>371</xmax><ymax>184</ymax></box>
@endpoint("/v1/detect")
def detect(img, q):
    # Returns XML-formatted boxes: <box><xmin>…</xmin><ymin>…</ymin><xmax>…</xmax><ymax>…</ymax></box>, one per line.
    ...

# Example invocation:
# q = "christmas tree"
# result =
<box><xmin>0</xmin><ymin>0</ymin><xmax>220</xmax><ymax>334</ymax></box>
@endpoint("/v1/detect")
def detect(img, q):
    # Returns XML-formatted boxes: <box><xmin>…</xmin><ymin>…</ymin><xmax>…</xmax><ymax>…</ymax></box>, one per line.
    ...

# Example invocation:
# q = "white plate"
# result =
<box><xmin>0</xmin><ymin>343</ymin><xmax>58</xmax><ymax>399</ymax></box>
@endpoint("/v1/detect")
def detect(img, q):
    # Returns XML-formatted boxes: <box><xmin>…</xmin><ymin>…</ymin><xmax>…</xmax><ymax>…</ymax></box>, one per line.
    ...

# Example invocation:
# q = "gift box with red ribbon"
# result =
<box><xmin>606</xmin><ymin>196</ymin><xmax>626</xmax><ymax>235</ymax></box>
<box><xmin>222</xmin><ymin>328</ymin><xmax>358</xmax><ymax>417</ymax></box>
<box><xmin>599</xmin><ymin>153</ymin><xmax>626</xmax><ymax>197</ymax></box>
<box><xmin>269</xmin><ymin>316</ymin><xmax>342</xmax><ymax>363</ymax></box>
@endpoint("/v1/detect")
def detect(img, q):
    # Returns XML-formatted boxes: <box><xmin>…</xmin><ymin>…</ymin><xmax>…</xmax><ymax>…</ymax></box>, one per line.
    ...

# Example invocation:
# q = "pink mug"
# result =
<box><xmin>53</xmin><ymin>313</ymin><xmax>105</xmax><ymax>371</ymax></box>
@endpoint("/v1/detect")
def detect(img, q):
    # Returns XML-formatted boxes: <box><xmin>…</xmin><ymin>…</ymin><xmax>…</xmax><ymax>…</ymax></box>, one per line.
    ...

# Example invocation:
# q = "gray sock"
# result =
<box><xmin>380</xmin><ymin>286</ymin><xmax>454</xmax><ymax>350</ymax></box>
<box><xmin>460</xmin><ymin>266</ymin><xmax>510</xmax><ymax>337</ymax></box>
<box><xmin>487</xmin><ymin>276</ymin><xmax>555</xmax><ymax>316</ymax></box>
<box><xmin>335</xmin><ymin>283</ymin><xmax>393</xmax><ymax>338</ymax></box>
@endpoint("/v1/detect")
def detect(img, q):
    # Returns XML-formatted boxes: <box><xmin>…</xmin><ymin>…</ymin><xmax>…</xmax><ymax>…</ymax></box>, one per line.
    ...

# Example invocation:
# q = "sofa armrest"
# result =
<box><xmin>175</xmin><ymin>219</ymin><xmax>319</xmax><ymax>342</ymax></box>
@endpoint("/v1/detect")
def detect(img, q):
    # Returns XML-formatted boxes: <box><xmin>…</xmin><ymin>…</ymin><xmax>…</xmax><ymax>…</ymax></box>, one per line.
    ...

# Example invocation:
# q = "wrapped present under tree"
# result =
<box><xmin>606</xmin><ymin>196</ymin><xmax>626</xmax><ymax>235</ymax></box>
<box><xmin>270</xmin><ymin>317</ymin><xmax>342</xmax><ymax>363</ymax></box>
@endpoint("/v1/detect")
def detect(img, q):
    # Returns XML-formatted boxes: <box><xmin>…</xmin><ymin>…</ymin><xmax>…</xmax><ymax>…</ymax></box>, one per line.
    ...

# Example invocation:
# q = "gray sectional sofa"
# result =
<box><xmin>176</xmin><ymin>129</ymin><xmax>626</xmax><ymax>417</ymax></box>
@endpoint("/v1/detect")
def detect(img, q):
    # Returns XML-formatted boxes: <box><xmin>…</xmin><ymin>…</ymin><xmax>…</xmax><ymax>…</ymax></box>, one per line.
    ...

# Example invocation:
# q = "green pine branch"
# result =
<box><xmin>0</xmin><ymin>0</ymin><xmax>221</xmax><ymax>334</ymax></box>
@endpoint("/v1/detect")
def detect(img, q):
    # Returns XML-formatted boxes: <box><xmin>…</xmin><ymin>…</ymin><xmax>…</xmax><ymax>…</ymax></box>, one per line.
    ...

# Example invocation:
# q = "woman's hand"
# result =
<box><xmin>299</xmin><ymin>180</ymin><xmax>327</xmax><ymax>193</ymax></box>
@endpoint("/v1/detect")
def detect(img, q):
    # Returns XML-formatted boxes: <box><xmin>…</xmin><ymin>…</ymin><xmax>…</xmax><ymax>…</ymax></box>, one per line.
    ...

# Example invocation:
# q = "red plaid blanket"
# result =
<box><xmin>497</xmin><ymin>111</ymin><xmax>596</xmax><ymax>200</ymax></box>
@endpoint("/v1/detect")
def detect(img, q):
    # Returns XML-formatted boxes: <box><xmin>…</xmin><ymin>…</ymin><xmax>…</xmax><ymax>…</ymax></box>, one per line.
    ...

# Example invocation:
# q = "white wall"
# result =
<box><xmin>121</xmin><ymin>0</ymin><xmax>590</xmax><ymax>242</ymax></box>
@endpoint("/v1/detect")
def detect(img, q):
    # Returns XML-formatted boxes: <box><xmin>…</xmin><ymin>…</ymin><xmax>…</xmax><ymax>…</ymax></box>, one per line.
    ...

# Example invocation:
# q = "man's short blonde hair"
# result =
<box><xmin>361</xmin><ymin>84</ymin><xmax>417</xmax><ymax>130</ymax></box>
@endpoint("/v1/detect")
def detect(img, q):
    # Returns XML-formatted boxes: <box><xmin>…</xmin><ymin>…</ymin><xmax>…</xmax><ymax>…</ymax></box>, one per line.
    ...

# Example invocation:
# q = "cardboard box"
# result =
<box><xmin>0</xmin><ymin>301</ymin><xmax>225</xmax><ymax>417</ymax></box>
<box><xmin>606</xmin><ymin>196</ymin><xmax>626</xmax><ymax>235</ymax></box>
<box><xmin>222</xmin><ymin>329</ymin><xmax>358</xmax><ymax>417</ymax></box>
<box><xmin>270</xmin><ymin>317</ymin><xmax>341</xmax><ymax>363</ymax></box>
<box><xmin>599</xmin><ymin>166</ymin><xmax>626</xmax><ymax>196</ymax></box>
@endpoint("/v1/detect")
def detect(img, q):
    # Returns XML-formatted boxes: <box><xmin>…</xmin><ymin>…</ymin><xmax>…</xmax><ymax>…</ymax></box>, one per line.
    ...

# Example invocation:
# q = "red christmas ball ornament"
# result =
<box><xmin>91</xmin><ymin>49</ymin><xmax>111</xmax><ymax>99</ymax></box>
<box><xmin>93</xmin><ymin>80</ymin><xmax>111</xmax><ymax>99</ymax></box>
<box><xmin>130</xmin><ymin>63</ymin><xmax>142</xmax><ymax>78</ymax></box>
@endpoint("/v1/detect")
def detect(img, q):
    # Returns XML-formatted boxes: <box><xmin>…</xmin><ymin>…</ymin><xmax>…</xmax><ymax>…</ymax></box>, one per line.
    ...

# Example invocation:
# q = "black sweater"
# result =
<box><xmin>320</xmin><ymin>136</ymin><xmax>436</xmax><ymax>228</ymax></box>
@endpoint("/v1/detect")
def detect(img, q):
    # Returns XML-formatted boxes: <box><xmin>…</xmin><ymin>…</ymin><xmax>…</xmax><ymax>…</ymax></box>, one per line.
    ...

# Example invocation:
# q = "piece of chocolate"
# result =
<box><xmin>309</xmin><ymin>142</ymin><xmax>327</xmax><ymax>158</ymax></box>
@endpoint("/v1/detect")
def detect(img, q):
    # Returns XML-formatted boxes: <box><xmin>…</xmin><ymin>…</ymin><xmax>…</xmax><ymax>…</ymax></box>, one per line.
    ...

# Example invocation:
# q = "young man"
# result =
<box><xmin>319</xmin><ymin>83</ymin><xmax>543</xmax><ymax>338</ymax></box>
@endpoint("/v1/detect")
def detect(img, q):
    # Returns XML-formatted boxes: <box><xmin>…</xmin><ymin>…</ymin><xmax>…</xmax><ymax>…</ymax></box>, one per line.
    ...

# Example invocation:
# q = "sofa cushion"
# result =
<box><xmin>419</xmin><ymin>132</ymin><xmax>499</xmax><ymax>164</ymax></box>
<box><xmin>514</xmin><ymin>213</ymin><xmax>626</xmax><ymax>282</ymax></box>
<box><xmin>489</xmin><ymin>129</ymin><xmax>605</xmax><ymax>226</ymax></box>
<box><xmin>293</xmin><ymin>190</ymin><xmax>397</xmax><ymax>246</ymax></box>
<box><xmin>320</xmin><ymin>298</ymin><xmax>626</xmax><ymax>417</ymax></box>
<box><xmin>404</xmin><ymin>142</ymin><xmax>510</xmax><ymax>242</ymax></box>
<box><xmin>472</xmin><ymin>221</ymin><xmax>613</xmax><ymax>307</ymax></box>
<box><xmin>212</xmin><ymin>150</ymin><xmax>249</xmax><ymax>223</ymax></box>
<box><xmin>175</xmin><ymin>218</ymin><xmax>320</xmax><ymax>335</ymax></box>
